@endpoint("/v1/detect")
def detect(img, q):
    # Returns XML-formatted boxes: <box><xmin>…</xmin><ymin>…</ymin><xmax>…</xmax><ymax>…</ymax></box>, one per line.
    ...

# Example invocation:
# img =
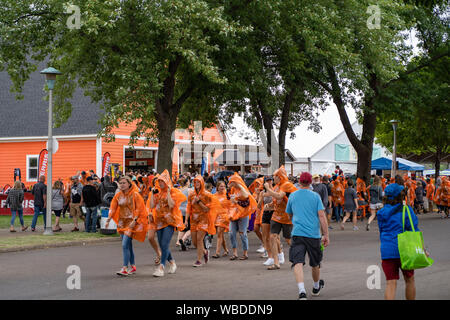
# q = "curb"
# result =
<box><xmin>0</xmin><ymin>236</ymin><xmax>120</xmax><ymax>254</ymax></box>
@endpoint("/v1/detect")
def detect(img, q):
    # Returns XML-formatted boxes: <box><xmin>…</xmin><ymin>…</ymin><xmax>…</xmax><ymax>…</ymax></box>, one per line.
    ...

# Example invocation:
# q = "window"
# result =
<box><xmin>26</xmin><ymin>155</ymin><xmax>39</xmax><ymax>182</ymax></box>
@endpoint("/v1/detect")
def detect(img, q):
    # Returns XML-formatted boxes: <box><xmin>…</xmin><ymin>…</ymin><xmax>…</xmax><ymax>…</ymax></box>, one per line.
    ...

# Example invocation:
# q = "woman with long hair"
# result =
<box><xmin>106</xmin><ymin>176</ymin><xmax>149</xmax><ymax>276</ymax></box>
<box><xmin>249</xmin><ymin>178</ymin><xmax>265</xmax><ymax>255</ymax></box>
<box><xmin>212</xmin><ymin>180</ymin><xmax>231</xmax><ymax>258</ymax></box>
<box><xmin>340</xmin><ymin>179</ymin><xmax>359</xmax><ymax>231</ymax></box>
<box><xmin>146</xmin><ymin>175</ymin><xmax>162</xmax><ymax>265</ymax></box>
<box><xmin>6</xmin><ymin>181</ymin><xmax>27</xmax><ymax>232</ymax></box>
<box><xmin>366</xmin><ymin>176</ymin><xmax>383</xmax><ymax>231</ymax></box>
<box><xmin>227</xmin><ymin>173</ymin><xmax>257</xmax><ymax>261</ymax></box>
<box><xmin>52</xmin><ymin>180</ymin><xmax>64</xmax><ymax>232</ymax></box>
<box><xmin>148</xmin><ymin>170</ymin><xmax>187</xmax><ymax>277</ymax></box>
<box><xmin>186</xmin><ymin>175</ymin><xmax>219</xmax><ymax>267</ymax></box>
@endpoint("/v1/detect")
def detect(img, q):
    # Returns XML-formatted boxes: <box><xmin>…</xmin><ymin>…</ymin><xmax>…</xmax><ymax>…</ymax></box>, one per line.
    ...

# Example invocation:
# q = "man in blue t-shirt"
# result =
<box><xmin>286</xmin><ymin>172</ymin><xmax>329</xmax><ymax>300</ymax></box>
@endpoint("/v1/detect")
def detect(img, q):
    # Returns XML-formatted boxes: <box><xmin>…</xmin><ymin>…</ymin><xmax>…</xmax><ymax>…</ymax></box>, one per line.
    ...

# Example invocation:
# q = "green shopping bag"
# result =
<box><xmin>397</xmin><ymin>205</ymin><xmax>434</xmax><ymax>270</ymax></box>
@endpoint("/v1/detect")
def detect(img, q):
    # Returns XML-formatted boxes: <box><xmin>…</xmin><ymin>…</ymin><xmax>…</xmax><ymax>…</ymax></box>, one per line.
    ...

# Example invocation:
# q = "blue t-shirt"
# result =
<box><xmin>286</xmin><ymin>189</ymin><xmax>325</xmax><ymax>239</ymax></box>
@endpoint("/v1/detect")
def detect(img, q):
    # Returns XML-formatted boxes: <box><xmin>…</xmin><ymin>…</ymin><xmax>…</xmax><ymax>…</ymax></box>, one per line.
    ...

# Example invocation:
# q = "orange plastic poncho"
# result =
<box><xmin>270</xmin><ymin>166</ymin><xmax>298</xmax><ymax>225</ymax></box>
<box><xmin>148</xmin><ymin>170</ymin><xmax>186</xmax><ymax>231</ymax></box>
<box><xmin>252</xmin><ymin>178</ymin><xmax>264</xmax><ymax>226</ymax></box>
<box><xmin>435</xmin><ymin>177</ymin><xmax>450</xmax><ymax>207</ymax></box>
<box><xmin>187</xmin><ymin>176</ymin><xmax>220</xmax><ymax>235</ymax></box>
<box><xmin>426</xmin><ymin>180</ymin><xmax>435</xmax><ymax>201</ymax></box>
<box><xmin>109</xmin><ymin>180</ymin><xmax>149</xmax><ymax>242</ymax></box>
<box><xmin>381</xmin><ymin>178</ymin><xmax>387</xmax><ymax>191</ymax></box>
<box><xmin>356</xmin><ymin>178</ymin><xmax>367</xmax><ymax>201</ymax></box>
<box><xmin>405</xmin><ymin>179</ymin><xmax>416</xmax><ymax>206</ymax></box>
<box><xmin>213</xmin><ymin>188</ymin><xmax>232</xmax><ymax>232</ymax></box>
<box><xmin>331</xmin><ymin>179</ymin><xmax>345</xmax><ymax>206</ymax></box>
<box><xmin>228</xmin><ymin>172</ymin><xmax>258</xmax><ymax>221</ymax></box>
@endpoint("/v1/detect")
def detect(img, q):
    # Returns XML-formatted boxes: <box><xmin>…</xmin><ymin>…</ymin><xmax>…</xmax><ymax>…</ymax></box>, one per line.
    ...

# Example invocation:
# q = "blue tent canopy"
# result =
<box><xmin>371</xmin><ymin>157</ymin><xmax>425</xmax><ymax>171</ymax></box>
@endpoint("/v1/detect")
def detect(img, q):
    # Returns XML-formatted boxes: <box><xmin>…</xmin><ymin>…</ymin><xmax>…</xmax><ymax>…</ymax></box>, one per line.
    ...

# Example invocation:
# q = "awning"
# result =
<box><xmin>371</xmin><ymin>157</ymin><xmax>425</xmax><ymax>171</ymax></box>
<box><xmin>423</xmin><ymin>169</ymin><xmax>450</xmax><ymax>176</ymax></box>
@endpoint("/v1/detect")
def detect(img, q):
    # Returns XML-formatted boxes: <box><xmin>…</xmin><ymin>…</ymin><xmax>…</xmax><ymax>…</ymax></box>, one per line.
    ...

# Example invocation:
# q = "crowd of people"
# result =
<box><xmin>4</xmin><ymin>165</ymin><xmax>449</xmax><ymax>300</ymax></box>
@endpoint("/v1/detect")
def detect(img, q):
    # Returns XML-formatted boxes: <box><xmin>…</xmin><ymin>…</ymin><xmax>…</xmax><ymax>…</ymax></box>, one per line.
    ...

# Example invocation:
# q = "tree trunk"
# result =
<box><xmin>156</xmin><ymin>112</ymin><xmax>177</xmax><ymax>175</ymax></box>
<box><xmin>435</xmin><ymin>147</ymin><xmax>441</xmax><ymax>178</ymax></box>
<box><xmin>278</xmin><ymin>88</ymin><xmax>295</xmax><ymax>167</ymax></box>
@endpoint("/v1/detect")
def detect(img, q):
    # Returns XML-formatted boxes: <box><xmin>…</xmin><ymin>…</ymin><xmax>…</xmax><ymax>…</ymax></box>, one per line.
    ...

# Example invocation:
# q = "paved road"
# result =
<box><xmin>1</xmin><ymin>214</ymin><xmax>449</xmax><ymax>300</ymax></box>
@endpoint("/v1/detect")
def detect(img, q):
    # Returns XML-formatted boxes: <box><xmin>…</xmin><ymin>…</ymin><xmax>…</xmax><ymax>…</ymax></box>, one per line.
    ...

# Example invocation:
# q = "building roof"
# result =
<box><xmin>0</xmin><ymin>61</ymin><xmax>103</xmax><ymax>138</ymax></box>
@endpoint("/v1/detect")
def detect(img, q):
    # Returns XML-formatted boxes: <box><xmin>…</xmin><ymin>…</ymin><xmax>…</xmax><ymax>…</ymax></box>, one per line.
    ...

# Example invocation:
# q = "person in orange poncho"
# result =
<box><xmin>405</xmin><ymin>178</ymin><xmax>416</xmax><ymax>207</ymax></box>
<box><xmin>434</xmin><ymin>176</ymin><xmax>450</xmax><ymax>218</ymax></box>
<box><xmin>263</xmin><ymin>166</ymin><xmax>297</xmax><ymax>270</ymax></box>
<box><xmin>186</xmin><ymin>175</ymin><xmax>219</xmax><ymax>267</ymax></box>
<box><xmin>146</xmin><ymin>175</ymin><xmax>162</xmax><ymax>266</ymax></box>
<box><xmin>250</xmin><ymin>177</ymin><xmax>265</xmax><ymax>255</ymax></box>
<box><xmin>331</xmin><ymin>177</ymin><xmax>345</xmax><ymax>223</ymax></box>
<box><xmin>106</xmin><ymin>176</ymin><xmax>149</xmax><ymax>276</ymax></box>
<box><xmin>147</xmin><ymin>170</ymin><xmax>186</xmax><ymax>277</ymax></box>
<box><xmin>425</xmin><ymin>178</ymin><xmax>435</xmax><ymax>213</ymax></box>
<box><xmin>227</xmin><ymin>173</ymin><xmax>257</xmax><ymax>261</ymax></box>
<box><xmin>212</xmin><ymin>181</ymin><xmax>231</xmax><ymax>258</ymax></box>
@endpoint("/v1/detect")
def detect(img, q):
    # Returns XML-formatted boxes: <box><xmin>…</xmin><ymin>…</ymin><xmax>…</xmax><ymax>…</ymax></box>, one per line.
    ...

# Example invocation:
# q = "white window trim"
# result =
<box><xmin>26</xmin><ymin>154</ymin><xmax>39</xmax><ymax>182</ymax></box>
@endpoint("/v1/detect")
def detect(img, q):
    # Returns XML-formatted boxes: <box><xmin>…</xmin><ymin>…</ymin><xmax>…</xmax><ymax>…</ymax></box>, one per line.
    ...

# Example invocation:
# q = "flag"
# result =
<box><xmin>38</xmin><ymin>149</ymin><xmax>49</xmax><ymax>178</ymax></box>
<box><xmin>102</xmin><ymin>152</ymin><xmax>111</xmax><ymax>177</ymax></box>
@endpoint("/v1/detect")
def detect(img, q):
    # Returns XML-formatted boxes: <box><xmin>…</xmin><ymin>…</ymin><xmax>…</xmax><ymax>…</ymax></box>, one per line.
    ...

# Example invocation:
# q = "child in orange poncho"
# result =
<box><xmin>106</xmin><ymin>176</ymin><xmax>149</xmax><ymax>276</ymax></box>
<box><xmin>425</xmin><ymin>178</ymin><xmax>435</xmax><ymax>213</ymax></box>
<box><xmin>186</xmin><ymin>175</ymin><xmax>220</xmax><ymax>267</ymax></box>
<box><xmin>148</xmin><ymin>170</ymin><xmax>186</xmax><ymax>277</ymax></box>
<box><xmin>227</xmin><ymin>173</ymin><xmax>258</xmax><ymax>261</ymax></box>
<box><xmin>212</xmin><ymin>180</ymin><xmax>231</xmax><ymax>258</ymax></box>
<box><xmin>264</xmin><ymin>166</ymin><xmax>298</xmax><ymax>269</ymax></box>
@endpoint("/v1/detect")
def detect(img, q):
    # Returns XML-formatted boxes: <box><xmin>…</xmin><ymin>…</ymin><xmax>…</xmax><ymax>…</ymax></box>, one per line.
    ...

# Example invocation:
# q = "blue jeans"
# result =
<box><xmin>157</xmin><ymin>226</ymin><xmax>175</xmax><ymax>267</ymax></box>
<box><xmin>229</xmin><ymin>216</ymin><xmax>249</xmax><ymax>251</ymax></box>
<box><xmin>85</xmin><ymin>206</ymin><xmax>98</xmax><ymax>232</ymax></box>
<box><xmin>11</xmin><ymin>209</ymin><xmax>24</xmax><ymax>227</ymax></box>
<box><xmin>31</xmin><ymin>206</ymin><xmax>46</xmax><ymax>229</ymax></box>
<box><xmin>121</xmin><ymin>235</ymin><xmax>135</xmax><ymax>267</ymax></box>
<box><xmin>334</xmin><ymin>205</ymin><xmax>343</xmax><ymax>223</ymax></box>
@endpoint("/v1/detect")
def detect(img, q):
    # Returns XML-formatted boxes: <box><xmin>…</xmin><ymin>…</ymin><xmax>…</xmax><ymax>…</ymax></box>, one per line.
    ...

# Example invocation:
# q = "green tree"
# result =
<box><xmin>376</xmin><ymin>4</ymin><xmax>450</xmax><ymax>177</ymax></box>
<box><xmin>0</xmin><ymin>0</ymin><xmax>247</xmax><ymax>174</ymax></box>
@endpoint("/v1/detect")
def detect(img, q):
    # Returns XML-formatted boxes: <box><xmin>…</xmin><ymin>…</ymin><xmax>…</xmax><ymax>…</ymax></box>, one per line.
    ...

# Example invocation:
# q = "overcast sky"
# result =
<box><xmin>226</xmin><ymin>106</ymin><xmax>357</xmax><ymax>159</ymax></box>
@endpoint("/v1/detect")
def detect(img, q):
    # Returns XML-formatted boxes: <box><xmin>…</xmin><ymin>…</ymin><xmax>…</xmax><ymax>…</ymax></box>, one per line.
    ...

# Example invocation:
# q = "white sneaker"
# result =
<box><xmin>168</xmin><ymin>262</ymin><xmax>177</xmax><ymax>274</ymax></box>
<box><xmin>153</xmin><ymin>267</ymin><xmax>164</xmax><ymax>277</ymax></box>
<box><xmin>278</xmin><ymin>253</ymin><xmax>285</xmax><ymax>265</ymax></box>
<box><xmin>263</xmin><ymin>258</ymin><xmax>274</xmax><ymax>266</ymax></box>
<box><xmin>353</xmin><ymin>226</ymin><xmax>359</xmax><ymax>231</ymax></box>
<box><xmin>256</xmin><ymin>245</ymin><xmax>265</xmax><ymax>253</ymax></box>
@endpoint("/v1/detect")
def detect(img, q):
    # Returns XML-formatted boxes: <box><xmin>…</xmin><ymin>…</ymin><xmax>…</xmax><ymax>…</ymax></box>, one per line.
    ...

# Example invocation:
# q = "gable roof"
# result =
<box><xmin>0</xmin><ymin>61</ymin><xmax>103</xmax><ymax>138</ymax></box>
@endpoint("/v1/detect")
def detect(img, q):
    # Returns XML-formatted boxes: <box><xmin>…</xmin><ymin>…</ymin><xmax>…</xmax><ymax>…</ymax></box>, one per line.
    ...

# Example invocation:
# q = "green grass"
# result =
<box><xmin>0</xmin><ymin>215</ymin><xmax>74</xmax><ymax>229</ymax></box>
<box><xmin>0</xmin><ymin>231</ymin><xmax>119</xmax><ymax>250</ymax></box>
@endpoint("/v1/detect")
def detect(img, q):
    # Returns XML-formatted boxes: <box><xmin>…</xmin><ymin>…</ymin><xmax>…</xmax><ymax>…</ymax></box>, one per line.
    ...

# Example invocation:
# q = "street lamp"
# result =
<box><xmin>390</xmin><ymin>120</ymin><xmax>399</xmax><ymax>179</ymax></box>
<box><xmin>40</xmin><ymin>67</ymin><xmax>62</xmax><ymax>236</ymax></box>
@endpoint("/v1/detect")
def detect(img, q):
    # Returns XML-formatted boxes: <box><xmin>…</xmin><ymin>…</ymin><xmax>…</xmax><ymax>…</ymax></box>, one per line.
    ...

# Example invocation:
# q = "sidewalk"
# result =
<box><xmin>0</xmin><ymin>223</ymin><xmax>120</xmax><ymax>253</ymax></box>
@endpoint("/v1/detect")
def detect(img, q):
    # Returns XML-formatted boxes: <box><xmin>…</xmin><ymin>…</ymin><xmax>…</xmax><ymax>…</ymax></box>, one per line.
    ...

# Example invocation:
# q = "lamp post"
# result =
<box><xmin>40</xmin><ymin>67</ymin><xmax>62</xmax><ymax>235</ymax></box>
<box><xmin>390</xmin><ymin>120</ymin><xmax>399</xmax><ymax>179</ymax></box>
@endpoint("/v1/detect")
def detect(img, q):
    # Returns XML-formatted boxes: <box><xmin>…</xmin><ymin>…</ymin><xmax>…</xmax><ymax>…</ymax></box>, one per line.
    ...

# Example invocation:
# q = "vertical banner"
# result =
<box><xmin>102</xmin><ymin>152</ymin><xmax>111</xmax><ymax>177</ymax></box>
<box><xmin>201</xmin><ymin>157</ymin><xmax>206</xmax><ymax>176</ymax></box>
<box><xmin>38</xmin><ymin>149</ymin><xmax>49</xmax><ymax>178</ymax></box>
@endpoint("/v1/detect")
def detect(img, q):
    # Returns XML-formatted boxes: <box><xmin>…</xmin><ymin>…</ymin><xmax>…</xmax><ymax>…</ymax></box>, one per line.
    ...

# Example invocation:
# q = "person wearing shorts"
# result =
<box><xmin>70</xmin><ymin>176</ymin><xmax>84</xmax><ymax>232</ymax></box>
<box><xmin>286</xmin><ymin>172</ymin><xmax>329</xmax><ymax>300</ymax></box>
<box><xmin>340</xmin><ymin>179</ymin><xmax>359</xmax><ymax>231</ymax></box>
<box><xmin>367</xmin><ymin>176</ymin><xmax>383</xmax><ymax>231</ymax></box>
<box><xmin>263</xmin><ymin>166</ymin><xmax>298</xmax><ymax>270</ymax></box>
<box><xmin>377</xmin><ymin>182</ymin><xmax>420</xmax><ymax>300</ymax></box>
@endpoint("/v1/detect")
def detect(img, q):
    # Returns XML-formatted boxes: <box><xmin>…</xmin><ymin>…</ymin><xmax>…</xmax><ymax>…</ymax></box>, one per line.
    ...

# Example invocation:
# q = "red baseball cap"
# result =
<box><xmin>299</xmin><ymin>172</ymin><xmax>312</xmax><ymax>185</ymax></box>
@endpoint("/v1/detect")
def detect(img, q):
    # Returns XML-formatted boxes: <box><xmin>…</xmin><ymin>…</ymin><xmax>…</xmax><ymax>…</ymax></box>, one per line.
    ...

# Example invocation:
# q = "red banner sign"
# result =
<box><xmin>0</xmin><ymin>192</ymin><xmax>35</xmax><ymax>215</ymax></box>
<box><xmin>102</xmin><ymin>152</ymin><xmax>111</xmax><ymax>177</ymax></box>
<box><xmin>38</xmin><ymin>149</ymin><xmax>49</xmax><ymax>178</ymax></box>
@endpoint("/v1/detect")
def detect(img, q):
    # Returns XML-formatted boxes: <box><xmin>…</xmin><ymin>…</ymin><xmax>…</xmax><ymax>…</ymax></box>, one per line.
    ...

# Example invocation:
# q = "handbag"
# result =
<box><xmin>397</xmin><ymin>205</ymin><xmax>434</xmax><ymax>270</ymax></box>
